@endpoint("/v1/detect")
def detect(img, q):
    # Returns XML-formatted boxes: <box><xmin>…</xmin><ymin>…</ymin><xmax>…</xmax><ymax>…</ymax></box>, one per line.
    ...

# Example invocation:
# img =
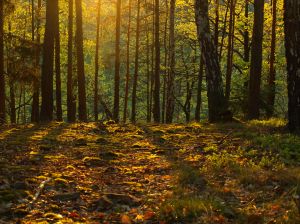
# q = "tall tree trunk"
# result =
<box><xmin>166</xmin><ymin>0</ymin><xmax>175</xmax><ymax>123</ymax></box>
<box><xmin>114</xmin><ymin>0</ymin><xmax>121</xmax><ymax>122</ymax></box>
<box><xmin>267</xmin><ymin>0</ymin><xmax>277</xmax><ymax>117</ymax></box>
<box><xmin>94</xmin><ymin>0</ymin><xmax>101</xmax><ymax>121</ymax></box>
<box><xmin>55</xmin><ymin>0</ymin><xmax>62</xmax><ymax>121</ymax></box>
<box><xmin>284</xmin><ymin>0</ymin><xmax>300</xmax><ymax>132</ymax></box>
<box><xmin>75</xmin><ymin>0</ymin><xmax>87</xmax><ymax>122</ymax></box>
<box><xmin>67</xmin><ymin>0</ymin><xmax>76</xmax><ymax>122</ymax></box>
<box><xmin>244</xmin><ymin>0</ymin><xmax>250</xmax><ymax>63</ymax></box>
<box><xmin>161</xmin><ymin>0</ymin><xmax>168</xmax><ymax>123</ymax></box>
<box><xmin>153</xmin><ymin>0</ymin><xmax>161</xmax><ymax>123</ymax></box>
<box><xmin>9</xmin><ymin>81</ymin><xmax>16</xmax><ymax>124</ymax></box>
<box><xmin>225</xmin><ymin>0</ymin><xmax>236</xmax><ymax>105</ymax></box>
<box><xmin>149</xmin><ymin>0</ymin><xmax>155</xmax><ymax>123</ymax></box>
<box><xmin>195</xmin><ymin>56</ymin><xmax>204</xmax><ymax>122</ymax></box>
<box><xmin>214</xmin><ymin>0</ymin><xmax>219</xmax><ymax>49</ymax></box>
<box><xmin>247</xmin><ymin>0</ymin><xmax>264</xmax><ymax>119</ymax></box>
<box><xmin>31</xmin><ymin>0</ymin><xmax>41</xmax><ymax>123</ymax></box>
<box><xmin>131</xmin><ymin>0</ymin><xmax>141</xmax><ymax>123</ymax></box>
<box><xmin>146</xmin><ymin>24</ymin><xmax>151</xmax><ymax>122</ymax></box>
<box><xmin>40</xmin><ymin>0</ymin><xmax>56</xmax><ymax>122</ymax></box>
<box><xmin>123</xmin><ymin>0</ymin><xmax>132</xmax><ymax>123</ymax></box>
<box><xmin>195</xmin><ymin>0</ymin><xmax>227</xmax><ymax>122</ymax></box>
<box><xmin>0</xmin><ymin>0</ymin><xmax>4</xmax><ymax>124</ymax></box>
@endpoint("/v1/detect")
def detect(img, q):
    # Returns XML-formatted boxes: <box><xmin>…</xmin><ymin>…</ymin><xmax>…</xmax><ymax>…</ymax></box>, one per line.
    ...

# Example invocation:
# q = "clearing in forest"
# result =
<box><xmin>0</xmin><ymin>120</ymin><xmax>300</xmax><ymax>223</ymax></box>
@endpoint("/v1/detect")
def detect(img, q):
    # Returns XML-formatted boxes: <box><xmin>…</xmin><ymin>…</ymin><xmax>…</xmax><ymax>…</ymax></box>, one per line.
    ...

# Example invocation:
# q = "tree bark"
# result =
<box><xmin>244</xmin><ymin>0</ymin><xmax>250</xmax><ymax>63</ymax></box>
<box><xmin>75</xmin><ymin>0</ymin><xmax>87</xmax><ymax>122</ymax></box>
<box><xmin>123</xmin><ymin>0</ymin><xmax>132</xmax><ymax>123</ymax></box>
<box><xmin>113</xmin><ymin>0</ymin><xmax>121</xmax><ymax>122</ymax></box>
<box><xmin>225</xmin><ymin>0</ymin><xmax>236</xmax><ymax>105</ymax></box>
<box><xmin>166</xmin><ymin>0</ymin><xmax>175</xmax><ymax>124</ymax></box>
<box><xmin>195</xmin><ymin>56</ymin><xmax>204</xmax><ymax>122</ymax></box>
<box><xmin>55</xmin><ymin>0</ymin><xmax>62</xmax><ymax>121</ymax></box>
<box><xmin>40</xmin><ymin>0</ymin><xmax>56</xmax><ymax>122</ymax></box>
<box><xmin>247</xmin><ymin>0</ymin><xmax>264</xmax><ymax>119</ymax></box>
<box><xmin>131</xmin><ymin>0</ymin><xmax>141</xmax><ymax>123</ymax></box>
<box><xmin>267</xmin><ymin>0</ymin><xmax>277</xmax><ymax>117</ymax></box>
<box><xmin>195</xmin><ymin>0</ymin><xmax>227</xmax><ymax>122</ymax></box>
<box><xmin>67</xmin><ymin>0</ymin><xmax>76</xmax><ymax>122</ymax></box>
<box><xmin>284</xmin><ymin>0</ymin><xmax>300</xmax><ymax>132</ymax></box>
<box><xmin>0</xmin><ymin>0</ymin><xmax>5</xmax><ymax>124</ymax></box>
<box><xmin>94</xmin><ymin>0</ymin><xmax>101</xmax><ymax>121</ymax></box>
<box><xmin>153</xmin><ymin>0</ymin><xmax>161</xmax><ymax>123</ymax></box>
<box><xmin>31</xmin><ymin>0</ymin><xmax>41</xmax><ymax>123</ymax></box>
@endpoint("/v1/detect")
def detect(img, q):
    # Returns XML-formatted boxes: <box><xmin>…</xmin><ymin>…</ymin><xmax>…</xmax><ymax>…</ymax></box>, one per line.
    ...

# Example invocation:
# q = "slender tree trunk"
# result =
<box><xmin>75</xmin><ymin>0</ymin><xmax>87</xmax><ymax>122</ymax></box>
<box><xmin>67</xmin><ymin>0</ymin><xmax>76</xmax><ymax>122</ymax></box>
<box><xmin>149</xmin><ymin>0</ymin><xmax>155</xmax><ymax>123</ymax></box>
<box><xmin>94</xmin><ymin>0</ymin><xmax>101</xmax><ymax>121</ymax></box>
<box><xmin>55</xmin><ymin>0</ymin><xmax>62</xmax><ymax>121</ymax></box>
<box><xmin>123</xmin><ymin>0</ymin><xmax>132</xmax><ymax>123</ymax></box>
<box><xmin>244</xmin><ymin>0</ymin><xmax>250</xmax><ymax>63</ymax></box>
<box><xmin>31</xmin><ymin>0</ymin><xmax>41</xmax><ymax>123</ymax></box>
<box><xmin>248</xmin><ymin>0</ymin><xmax>264</xmax><ymax>119</ymax></box>
<box><xmin>218</xmin><ymin>2</ymin><xmax>230</xmax><ymax>60</ymax></box>
<box><xmin>40</xmin><ymin>0</ymin><xmax>57</xmax><ymax>122</ymax></box>
<box><xmin>153</xmin><ymin>0</ymin><xmax>161</xmax><ymax>123</ymax></box>
<box><xmin>267</xmin><ymin>0</ymin><xmax>277</xmax><ymax>117</ymax></box>
<box><xmin>23</xmin><ymin>88</ymin><xmax>26</xmax><ymax>123</ymax></box>
<box><xmin>146</xmin><ymin>24</ymin><xmax>151</xmax><ymax>122</ymax></box>
<box><xmin>9</xmin><ymin>81</ymin><xmax>16</xmax><ymax>124</ymax></box>
<box><xmin>195</xmin><ymin>56</ymin><xmax>204</xmax><ymax>122</ymax></box>
<box><xmin>284</xmin><ymin>0</ymin><xmax>300</xmax><ymax>132</ymax></box>
<box><xmin>225</xmin><ymin>0</ymin><xmax>236</xmax><ymax>105</ymax></box>
<box><xmin>114</xmin><ymin>0</ymin><xmax>121</xmax><ymax>122</ymax></box>
<box><xmin>214</xmin><ymin>0</ymin><xmax>219</xmax><ymax>49</ymax></box>
<box><xmin>0</xmin><ymin>0</ymin><xmax>5</xmax><ymax>124</ymax></box>
<box><xmin>166</xmin><ymin>0</ymin><xmax>175</xmax><ymax>123</ymax></box>
<box><xmin>195</xmin><ymin>0</ymin><xmax>227</xmax><ymax>122</ymax></box>
<box><xmin>131</xmin><ymin>0</ymin><xmax>141</xmax><ymax>123</ymax></box>
<box><xmin>161</xmin><ymin>0</ymin><xmax>169</xmax><ymax>123</ymax></box>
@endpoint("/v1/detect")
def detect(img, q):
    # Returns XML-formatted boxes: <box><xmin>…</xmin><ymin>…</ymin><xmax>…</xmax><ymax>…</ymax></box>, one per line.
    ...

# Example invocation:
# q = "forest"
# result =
<box><xmin>0</xmin><ymin>0</ymin><xmax>300</xmax><ymax>223</ymax></box>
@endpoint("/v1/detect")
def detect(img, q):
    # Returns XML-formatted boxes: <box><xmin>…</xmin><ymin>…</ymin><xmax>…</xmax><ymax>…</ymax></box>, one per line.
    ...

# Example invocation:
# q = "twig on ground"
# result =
<box><xmin>27</xmin><ymin>178</ymin><xmax>52</xmax><ymax>210</ymax></box>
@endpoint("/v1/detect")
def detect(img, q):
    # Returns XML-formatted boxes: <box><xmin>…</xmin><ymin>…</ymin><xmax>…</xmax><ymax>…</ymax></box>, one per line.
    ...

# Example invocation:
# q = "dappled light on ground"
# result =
<box><xmin>0</xmin><ymin>120</ymin><xmax>300</xmax><ymax>223</ymax></box>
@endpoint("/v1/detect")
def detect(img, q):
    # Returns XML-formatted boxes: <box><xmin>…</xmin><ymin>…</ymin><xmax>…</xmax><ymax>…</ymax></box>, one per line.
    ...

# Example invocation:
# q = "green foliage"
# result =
<box><xmin>159</xmin><ymin>197</ymin><xmax>224</xmax><ymax>223</ymax></box>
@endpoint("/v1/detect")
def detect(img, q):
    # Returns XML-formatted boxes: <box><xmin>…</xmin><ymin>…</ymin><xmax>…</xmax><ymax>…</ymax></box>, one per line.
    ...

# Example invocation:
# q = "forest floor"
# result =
<box><xmin>0</xmin><ymin>120</ymin><xmax>300</xmax><ymax>223</ymax></box>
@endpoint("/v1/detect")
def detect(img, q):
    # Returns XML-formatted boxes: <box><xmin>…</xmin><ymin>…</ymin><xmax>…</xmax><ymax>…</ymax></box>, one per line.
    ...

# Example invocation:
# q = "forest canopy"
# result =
<box><xmin>0</xmin><ymin>0</ymin><xmax>299</xmax><ymax>131</ymax></box>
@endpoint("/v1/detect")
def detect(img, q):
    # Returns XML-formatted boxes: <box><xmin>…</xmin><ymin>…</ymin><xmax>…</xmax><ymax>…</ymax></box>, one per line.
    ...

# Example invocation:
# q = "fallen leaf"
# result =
<box><xmin>121</xmin><ymin>214</ymin><xmax>131</xmax><ymax>224</ymax></box>
<box><xmin>144</xmin><ymin>210</ymin><xmax>155</xmax><ymax>220</ymax></box>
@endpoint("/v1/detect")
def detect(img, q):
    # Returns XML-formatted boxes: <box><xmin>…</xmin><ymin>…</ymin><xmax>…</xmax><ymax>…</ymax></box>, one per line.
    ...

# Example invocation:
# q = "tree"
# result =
<box><xmin>244</xmin><ymin>0</ymin><xmax>249</xmax><ymax>63</ymax></box>
<box><xmin>247</xmin><ymin>0</ymin><xmax>264</xmax><ymax>119</ymax></box>
<box><xmin>75</xmin><ymin>0</ymin><xmax>87</xmax><ymax>122</ymax></box>
<box><xmin>195</xmin><ymin>56</ymin><xmax>204</xmax><ymax>122</ymax></box>
<box><xmin>267</xmin><ymin>0</ymin><xmax>277</xmax><ymax>117</ymax></box>
<box><xmin>131</xmin><ymin>0</ymin><xmax>141</xmax><ymax>123</ymax></box>
<box><xmin>225</xmin><ymin>0</ymin><xmax>236</xmax><ymax>105</ymax></box>
<box><xmin>31</xmin><ymin>0</ymin><xmax>41</xmax><ymax>123</ymax></box>
<box><xmin>284</xmin><ymin>0</ymin><xmax>300</xmax><ymax>132</ymax></box>
<box><xmin>123</xmin><ymin>0</ymin><xmax>132</xmax><ymax>123</ymax></box>
<box><xmin>0</xmin><ymin>0</ymin><xmax>5</xmax><ymax>124</ymax></box>
<box><xmin>40</xmin><ymin>0</ymin><xmax>57</xmax><ymax>122</ymax></box>
<box><xmin>55</xmin><ymin>0</ymin><xmax>62</xmax><ymax>121</ymax></box>
<box><xmin>94</xmin><ymin>0</ymin><xmax>101</xmax><ymax>121</ymax></box>
<box><xmin>67</xmin><ymin>0</ymin><xmax>76</xmax><ymax>122</ymax></box>
<box><xmin>165</xmin><ymin>0</ymin><xmax>176</xmax><ymax>123</ymax></box>
<box><xmin>153</xmin><ymin>0</ymin><xmax>161</xmax><ymax>123</ymax></box>
<box><xmin>114</xmin><ymin>0</ymin><xmax>121</xmax><ymax>122</ymax></box>
<box><xmin>194</xmin><ymin>0</ymin><xmax>227</xmax><ymax>122</ymax></box>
